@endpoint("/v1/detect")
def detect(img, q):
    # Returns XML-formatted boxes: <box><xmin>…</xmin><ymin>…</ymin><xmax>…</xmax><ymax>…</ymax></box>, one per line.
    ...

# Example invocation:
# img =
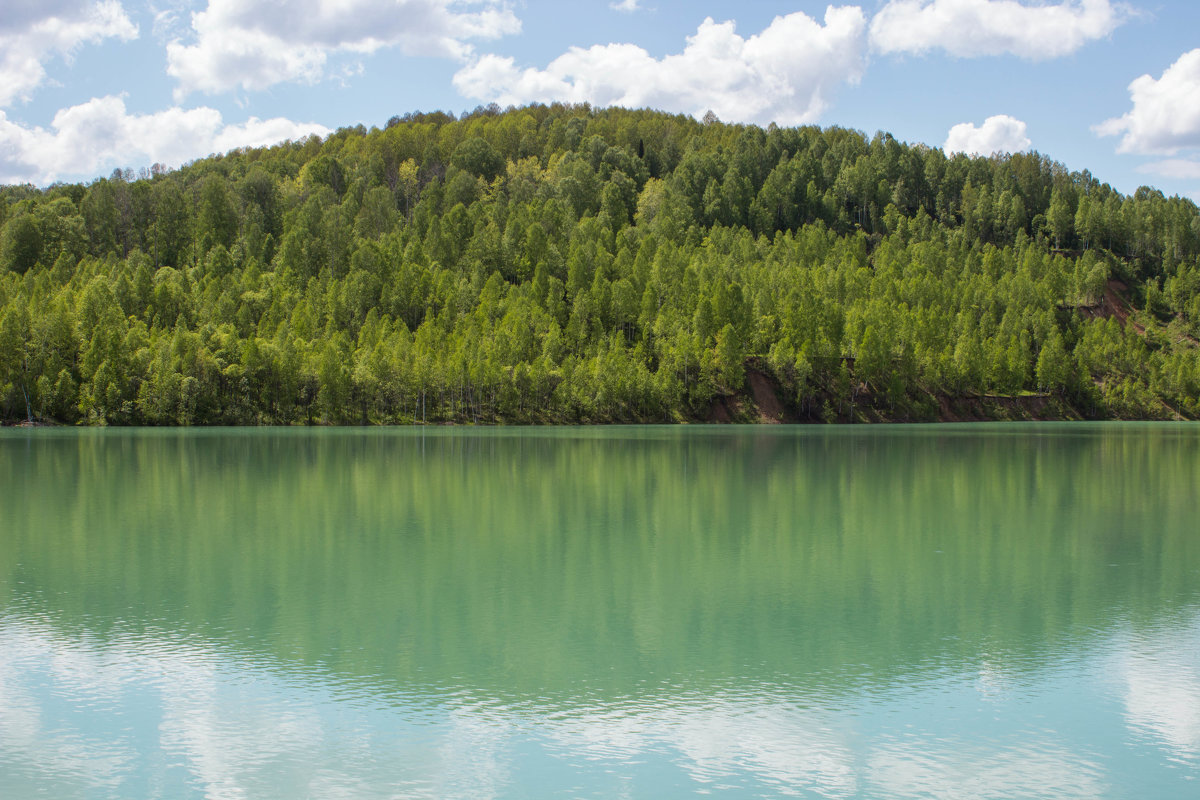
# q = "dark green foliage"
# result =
<box><xmin>1</xmin><ymin>213</ymin><xmax>42</xmax><ymax>274</ymax></box>
<box><xmin>451</xmin><ymin>137</ymin><xmax>504</xmax><ymax>182</ymax></box>
<box><xmin>197</xmin><ymin>175</ymin><xmax>239</xmax><ymax>257</ymax></box>
<box><xmin>0</xmin><ymin>104</ymin><xmax>1197</xmax><ymax>425</ymax></box>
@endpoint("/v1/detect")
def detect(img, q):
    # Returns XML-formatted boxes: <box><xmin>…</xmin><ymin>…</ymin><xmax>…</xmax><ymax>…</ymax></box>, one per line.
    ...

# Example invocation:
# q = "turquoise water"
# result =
<box><xmin>1</xmin><ymin>424</ymin><xmax>1198</xmax><ymax>798</ymax></box>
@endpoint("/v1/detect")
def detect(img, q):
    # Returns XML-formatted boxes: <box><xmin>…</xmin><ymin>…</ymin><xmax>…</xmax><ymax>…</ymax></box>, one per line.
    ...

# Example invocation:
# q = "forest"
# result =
<box><xmin>1</xmin><ymin>103</ymin><xmax>1198</xmax><ymax>425</ymax></box>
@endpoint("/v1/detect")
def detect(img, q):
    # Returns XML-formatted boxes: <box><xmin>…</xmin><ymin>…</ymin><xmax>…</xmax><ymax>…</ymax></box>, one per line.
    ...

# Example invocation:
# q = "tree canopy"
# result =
<box><xmin>1</xmin><ymin>104</ymin><xmax>1198</xmax><ymax>425</ymax></box>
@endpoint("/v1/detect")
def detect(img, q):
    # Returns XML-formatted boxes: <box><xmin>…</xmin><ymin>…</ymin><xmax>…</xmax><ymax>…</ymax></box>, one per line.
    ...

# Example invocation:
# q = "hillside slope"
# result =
<box><xmin>1</xmin><ymin>104</ymin><xmax>1198</xmax><ymax>424</ymax></box>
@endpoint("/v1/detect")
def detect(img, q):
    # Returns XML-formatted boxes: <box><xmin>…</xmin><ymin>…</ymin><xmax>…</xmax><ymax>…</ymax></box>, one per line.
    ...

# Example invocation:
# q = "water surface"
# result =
<box><xmin>2</xmin><ymin>424</ymin><xmax>1198</xmax><ymax>798</ymax></box>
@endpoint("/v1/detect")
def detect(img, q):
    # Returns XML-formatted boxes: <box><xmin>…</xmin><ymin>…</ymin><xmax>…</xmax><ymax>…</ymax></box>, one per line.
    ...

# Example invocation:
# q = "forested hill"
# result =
<box><xmin>2</xmin><ymin>104</ymin><xmax>1199</xmax><ymax>425</ymax></box>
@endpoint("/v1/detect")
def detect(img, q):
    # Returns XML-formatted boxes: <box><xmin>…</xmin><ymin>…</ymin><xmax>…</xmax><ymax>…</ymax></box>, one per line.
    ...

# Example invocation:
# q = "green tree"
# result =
<box><xmin>0</xmin><ymin>214</ymin><xmax>42</xmax><ymax>273</ymax></box>
<box><xmin>713</xmin><ymin>323</ymin><xmax>745</xmax><ymax>390</ymax></box>
<box><xmin>1036</xmin><ymin>331</ymin><xmax>1071</xmax><ymax>394</ymax></box>
<box><xmin>197</xmin><ymin>175</ymin><xmax>239</xmax><ymax>256</ymax></box>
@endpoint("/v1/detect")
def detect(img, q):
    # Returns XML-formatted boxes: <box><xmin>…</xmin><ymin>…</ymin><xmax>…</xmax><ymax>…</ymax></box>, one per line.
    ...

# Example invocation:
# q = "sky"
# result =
<box><xmin>1</xmin><ymin>0</ymin><xmax>1198</xmax><ymax>202</ymax></box>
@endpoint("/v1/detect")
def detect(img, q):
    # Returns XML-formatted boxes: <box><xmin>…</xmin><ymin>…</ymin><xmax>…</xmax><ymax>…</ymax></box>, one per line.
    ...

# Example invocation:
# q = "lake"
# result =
<box><xmin>1</xmin><ymin>424</ymin><xmax>1198</xmax><ymax>798</ymax></box>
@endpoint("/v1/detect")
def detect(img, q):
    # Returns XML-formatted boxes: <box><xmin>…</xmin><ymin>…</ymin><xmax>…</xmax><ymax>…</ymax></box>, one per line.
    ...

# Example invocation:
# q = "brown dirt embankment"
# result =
<box><xmin>704</xmin><ymin>367</ymin><xmax>1087</xmax><ymax>424</ymax></box>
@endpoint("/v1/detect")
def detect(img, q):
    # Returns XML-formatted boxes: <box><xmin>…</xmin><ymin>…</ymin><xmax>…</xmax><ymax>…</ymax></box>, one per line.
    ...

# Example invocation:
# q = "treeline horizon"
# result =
<box><xmin>1</xmin><ymin>103</ymin><xmax>1198</xmax><ymax>425</ymax></box>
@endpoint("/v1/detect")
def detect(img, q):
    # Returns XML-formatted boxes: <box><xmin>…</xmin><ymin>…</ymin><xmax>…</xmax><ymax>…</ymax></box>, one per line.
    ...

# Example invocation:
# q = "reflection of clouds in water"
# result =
<box><xmin>45</xmin><ymin>631</ymin><xmax>131</xmax><ymax>702</ymax></box>
<box><xmin>1</xmin><ymin>621</ymin><xmax>864</xmax><ymax>798</ymax></box>
<box><xmin>1118</xmin><ymin>615</ymin><xmax>1200</xmax><ymax>760</ymax></box>
<box><xmin>10</xmin><ymin>611</ymin><xmax>1200</xmax><ymax>798</ymax></box>
<box><xmin>670</xmin><ymin>703</ymin><xmax>858</xmax><ymax>797</ymax></box>
<box><xmin>433</xmin><ymin>708</ymin><xmax>512</xmax><ymax>800</ymax></box>
<box><xmin>542</xmin><ymin>698</ymin><xmax>1115</xmax><ymax>799</ymax></box>
<box><xmin>3</xmin><ymin>619</ymin><xmax>1108</xmax><ymax>800</ymax></box>
<box><xmin>544</xmin><ymin>698</ymin><xmax>858</xmax><ymax>798</ymax></box>
<box><xmin>867</xmin><ymin>739</ymin><xmax>1107</xmax><ymax>800</ymax></box>
<box><xmin>0</xmin><ymin>618</ymin><xmax>517</xmax><ymax>799</ymax></box>
<box><xmin>158</xmin><ymin>655</ymin><xmax>326</xmax><ymax>799</ymax></box>
<box><xmin>0</xmin><ymin>623</ymin><xmax>134</xmax><ymax>795</ymax></box>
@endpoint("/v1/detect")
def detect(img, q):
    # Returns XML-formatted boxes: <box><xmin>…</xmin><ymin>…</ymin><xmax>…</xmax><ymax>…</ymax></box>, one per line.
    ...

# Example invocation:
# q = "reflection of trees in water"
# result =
<box><xmin>1</xmin><ymin>426</ymin><xmax>1198</xmax><ymax>701</ymax></box>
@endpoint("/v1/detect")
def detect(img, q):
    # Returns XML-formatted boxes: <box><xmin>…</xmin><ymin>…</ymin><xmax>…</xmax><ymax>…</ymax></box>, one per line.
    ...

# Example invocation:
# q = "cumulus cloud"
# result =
<box><xmin>611</xmin><ymin>0</ymin><xmax>641</xmax><ymax>12</ymax></box>
<box><xmin>0</xmin><ymin>96</ymin><xmax>330</xmax><ymax>184</ymax></box>
<box><xmin>0</xmin><ymin>0</ymin><xmax>138</xmax><ymax>107</ymax></box>
<box><xmin>1137</xmin><ymin>159</ymin><xmax>1200</xmax><ymax>180</ymax></box>
<box><xmin>1095</xmin><ymin>49</ymin><xmax>1200</xmax><ymax>155</ymax></box>
<box><xmin>454</xmin><ymin>7</ymin><xmax>868</xmax><ymax>127</ymax></box>
<box><xmin>869</xmin><ymin>0</ymin><xmax>1127</xmax><ymax>60</ymax></box>
<box><xmin>944</xmin><ymin>115</ymin><xmax>1031</xmax><ymax>156</ymax></box>
<box><xmin>167</xmin><ymin>0</ymin><xmax>521</xmax><ymax>98</ymax></box>
<box><xmin>150</xmin><ymin>1</ymin><xmax>197</xmax><ymax>43</ymax></box>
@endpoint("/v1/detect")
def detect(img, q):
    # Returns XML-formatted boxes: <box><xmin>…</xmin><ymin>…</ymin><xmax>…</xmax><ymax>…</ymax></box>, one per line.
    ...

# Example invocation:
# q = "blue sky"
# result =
<box><xmin>1</xmin><ymin>1</ymin><xmax>1198</xmax><ymax>202</ymax></box>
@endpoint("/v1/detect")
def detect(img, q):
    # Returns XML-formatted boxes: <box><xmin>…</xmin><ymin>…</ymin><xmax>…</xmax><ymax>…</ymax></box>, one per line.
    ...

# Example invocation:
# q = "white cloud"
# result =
<box><xmin>1095</xmin><ymin>49</ymin><xmax>1200</xmax><ymax>155</ymax></box>
<box><xmin>611</xmin><ymin>0</ymin><xmax>641</xmax><ymax>12</ymax></box>
<box><xmin>167</xmin><ymin>0</ymin><xmax>522</xmax><ymax>99</ymax></box>
<box><xmin>869</xmin><ymin>0</ymin><xmax>1127</xmax><ymax>60</ymax></box>
<box><xmin>1137</xmin><ymin>159</ymin><xmax>1200</xmax><ymax>180</ymax></box>
<box><xmin>0</xmin><ymin>0</ymin><xmax>138</xmax><ymax>107</ymax></box>
<box><xmin>150</xmin><ymin>1</ymin><xmax>191</xmax><ymax>42</ymax></box>
<box><xmin>944</xmin><ymin>115</ymin><xmax>1031</xmax><ymax>156</ymax></box>
<box><xmin>0</xmin><ymin>96</ymin><xmax>330</xmax><ymax>185</ymax></box>
<box><xmin>454</xmin><ymin>7</ymin><xmax>868</xmax><ymax>127</ymax></box>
